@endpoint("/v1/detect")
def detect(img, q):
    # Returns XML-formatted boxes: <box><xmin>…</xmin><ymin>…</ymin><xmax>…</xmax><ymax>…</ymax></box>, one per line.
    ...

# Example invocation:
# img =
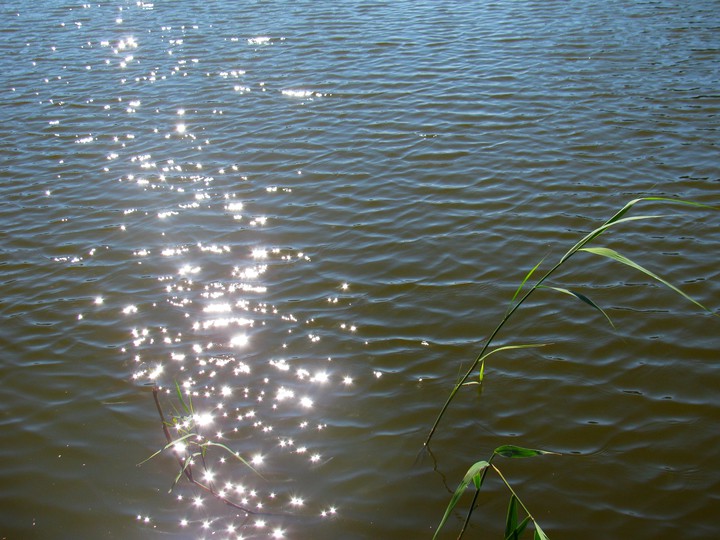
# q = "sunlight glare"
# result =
<box><xmin>311</xmin><ymin>371</ymin><xmax>329</xmax><ymax>383</ymax></box>
<box><xmin>299</xmin><ymin>397</ymin><xmax>313</xmax><ymax>408</ymax></box>
<box><xmin>251</xmin><ymin>248</ymin><xmax>268</xmax><ymax>259</ymax></box>
<box><xmin>230</xmin><ymin>334</ymin><xmax>248</xmax><ymax>347</ymax></box>
<box><xmin>193</xmin><ymin>411</ymin><xmax>213</xmax><ymax>427</ymax></box>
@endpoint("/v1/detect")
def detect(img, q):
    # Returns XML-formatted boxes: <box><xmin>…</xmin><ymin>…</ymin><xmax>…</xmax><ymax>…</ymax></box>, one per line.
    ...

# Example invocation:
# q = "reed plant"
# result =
<box><xmin>434</xmin><ymin>445</ymin><xmax>556</xmax><ymax>540</ymax></box>
<box><xmin>429</xmin><ymin>197</ymin><xmax>717</xmax><ymax>538</ymax></box>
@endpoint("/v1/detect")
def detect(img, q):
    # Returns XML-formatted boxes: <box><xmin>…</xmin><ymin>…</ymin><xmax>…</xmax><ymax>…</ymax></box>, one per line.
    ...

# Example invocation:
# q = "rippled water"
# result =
<box><xmin>1</xmin><ymin>1</ymin><xmax>719</xmax><ymax>538</ymax></box>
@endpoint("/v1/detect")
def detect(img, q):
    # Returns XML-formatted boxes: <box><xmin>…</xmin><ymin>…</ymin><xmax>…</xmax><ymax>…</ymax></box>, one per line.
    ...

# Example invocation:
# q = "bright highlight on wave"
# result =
<box><xmin>281</xmin><ymin>89</ymin><xmax>313</xmax><ymax>98</ymax></box>
<box><xmin>193</xmin><ymin>411</ymin><xmax>214</xmax><ymax>427</ymax></box>
<box><xmin>281</xmin><ymin>89</ymin><xmax>328</xmax><ymax>98</ymax></box>
<box><xmin>251</xmin><ymin>248</ymin><xmax>268</xmax><ymax>259</ymax></box>
<box><xmin>112</xmin><ymin>150</ymin><xmax>362</xmax><ymax>538</ymax></box>
<box><xmin>229</xmin><ymin>334</ymin><xmax>249</xmax><ymax>347</ymax></box>
<box><xmin>126</xmin><ymin>232</ymin><xmax>362</xmax><ymax>537</ymax></box>
<box><xmin>247</xmin><ymin>36</ymin><xmax>271</xmax><ymax>45</ymax></box>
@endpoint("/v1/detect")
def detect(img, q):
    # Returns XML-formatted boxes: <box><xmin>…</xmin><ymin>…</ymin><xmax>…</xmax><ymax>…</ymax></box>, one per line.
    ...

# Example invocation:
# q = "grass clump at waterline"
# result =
<box><xmin>429</xmin><ymin>197</ymin><xmax>717</xmax><ymax>539</ymax></box>
<box><xmin>139</xmin><ymin>382</ymin><xmax>263</xmax><ymax>514</ymax></box>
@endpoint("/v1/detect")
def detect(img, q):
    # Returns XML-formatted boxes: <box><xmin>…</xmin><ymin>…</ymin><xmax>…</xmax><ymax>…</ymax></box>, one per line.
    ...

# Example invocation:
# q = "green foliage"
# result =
<box><xmin>434</xmin><ymin>460</ymin><xmax>490</xmax><ymax>538</ymax></box>
<box><xmin>429</xmin><ymin>198</ymin><xmax>717</xmax><ymax>538</ymax></box>
<box><xmin>175</xmin><ymin>380</ymin><xmax>192</xmax><ymax>414</ymax></box>
<box><xmin>433</xmin><ymin>446</ymin><xmax>558</xmax><ymax>540</ymax></box>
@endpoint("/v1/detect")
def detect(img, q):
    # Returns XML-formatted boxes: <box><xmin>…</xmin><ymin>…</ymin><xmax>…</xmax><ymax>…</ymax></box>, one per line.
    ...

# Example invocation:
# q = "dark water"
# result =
<box><xmin>1</xmin><ymin>1</ymin><xmax>719</xmax><ymax>538</ymax></box>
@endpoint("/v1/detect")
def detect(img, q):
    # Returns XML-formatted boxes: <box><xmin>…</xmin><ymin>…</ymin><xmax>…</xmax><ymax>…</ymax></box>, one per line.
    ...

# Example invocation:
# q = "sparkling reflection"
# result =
<box><xmin>124</xmin><ymin>231</ymin><xmax>357</xmax><ymax>536</ymax></box>
<box><xmin>38</xmin><ymin>4</ymin><xmax>369</xmax><ymax>535</ymax></box>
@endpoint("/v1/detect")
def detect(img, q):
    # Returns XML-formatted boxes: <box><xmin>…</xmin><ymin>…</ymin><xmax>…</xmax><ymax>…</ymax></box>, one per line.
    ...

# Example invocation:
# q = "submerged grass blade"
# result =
<box><xmin>580</xmin><ymin>247</ymin><xmax>714</xmax><ymax>314</ymax></box>
<box><xmin>433</xmin><ymin>460</ymin><xmax>490</xmax><ymax>540</ymax></box>
<box><xmin>540</xmin><ymin>285</ymin><xmax>615</xmax><ymax>329</ymax></box>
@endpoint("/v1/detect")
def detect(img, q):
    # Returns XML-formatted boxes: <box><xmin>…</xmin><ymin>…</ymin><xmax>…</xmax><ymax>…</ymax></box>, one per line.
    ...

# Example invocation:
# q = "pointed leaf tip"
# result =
<box><xmin>433</xmin><ymin>460</ymin><xmax>490</xmax><ymax>539</ymax></box>
<box><xmin>534</xmin><ymin>521</ymin><xmax>550</xmax><ymax>540</ymax></box>
<box><xmin>505</xmin><ymin>494</ymin><xmax>518</xmax><ymax>538</ymax></box>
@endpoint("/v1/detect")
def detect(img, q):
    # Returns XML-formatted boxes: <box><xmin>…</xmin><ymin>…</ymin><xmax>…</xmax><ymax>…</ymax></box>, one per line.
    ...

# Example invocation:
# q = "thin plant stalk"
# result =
<box><xmin>458</xmin><ymin>488</ymin><xmax>481</xmax><ymax>539</ymax></box>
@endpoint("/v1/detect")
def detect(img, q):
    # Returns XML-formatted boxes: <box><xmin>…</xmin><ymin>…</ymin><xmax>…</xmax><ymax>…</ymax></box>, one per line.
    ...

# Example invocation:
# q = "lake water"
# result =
<box><xmin>1</xmin><ymin>1</ymin><xmax>718</xmax><ymax>538</ymax></box>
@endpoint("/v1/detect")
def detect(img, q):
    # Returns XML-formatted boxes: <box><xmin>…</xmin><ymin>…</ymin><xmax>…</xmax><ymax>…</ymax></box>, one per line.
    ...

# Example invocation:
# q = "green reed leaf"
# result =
<box><xmin>494</xmin><ymin>445</ymin><xmax>559</xmax><ymax>459</ymax></box>
<box><xmin>560</xmin><ymin>214</ymin><xmax>666</xmax><ymax>264</ymax></box>
<box><xmin>204</xmin><ymin>441</ymin><xmax>264</xmax><ymax>478</ymax></box>
<box><xmin>138</xmin><ymin>432</ymin><xmax>196</xmax><ymax>466</ymax></box>
<box><xmin>138</xmin><ymin>448</ymin><xmax>164</xmax><ymax>466</ymax></box>
<box><xmin>540</xmin><ymin>285</ymin><xmax>615</xmax><ymax>329</ymax></box>
<box><xmin>433</xmin><ymin>460</ymin><xmax>490</xmax><ymax>540</ymax></box>
<box><xmin>493</xmin><ymin>464</ymin><xmax>552</xmax><ymax>539</ymax></box>
<box><xmin>579</xmin><ymin>247</ymin><xmax>713</xmax><ymax>313</ymax></box>
<box><xmin>566</xmin><ymin>197</ymin><xmax>716</xmax><ymax>259</ymax></box>
<box><xmin>505</xmin><ymin>515</ymin><xmax>531</xmax><ymax>540</ymax></box>
<box><xmin>509</xmin><ymin>257</ymin><xmax>546</xmax><ymax>310</ymax></box>
<box><xmin>175</xmin><ymin>381</ymin><xmax>189</xmax><ymax>414</ymax></box>
<box><xmin>171</xmin><ymin>453</ymin><xmax>198</xmax><ymax>492</ymax></box>
<box><xmin>534</xmin><ymin>522</ymin><xmax>550</xmax><ymax>540</ymax></box>
<box><xmin>505</xmin><ymin>494</ymin><xmax>518</xmax><ymax>538</ymax></box>
<box><xmin>475</xmin><ymin>343</ymin><xmax>550</xmax><ymax>383</ymax></box>
<box><xmin>625</xmin><ymin>197</ymin><xmax>717</xmax><ymax>213</ymax></box>
<box><xmin>169</xmin><ymin>403</ymin><xmax>183</xmax><ymax>420</ymax></box>
<box><xmin>187</xmin><ymin>388</ymin><xmax>194</xmax><ymax>415</ymax></box>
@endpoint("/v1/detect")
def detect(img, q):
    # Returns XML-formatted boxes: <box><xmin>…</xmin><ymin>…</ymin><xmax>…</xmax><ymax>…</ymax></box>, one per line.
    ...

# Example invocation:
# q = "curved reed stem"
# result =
<box><xmin>423</xmin><ymin>197</ymin><xmax>716</xmax><ymax>448</ymax></box>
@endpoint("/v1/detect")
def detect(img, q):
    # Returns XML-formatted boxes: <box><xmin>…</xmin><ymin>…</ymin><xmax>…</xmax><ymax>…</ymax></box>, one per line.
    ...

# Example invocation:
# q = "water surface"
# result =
<box><xmin>1</xmin><ymin>1</ymin><xmax>719</xmax><ymax>538</ymax></box>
